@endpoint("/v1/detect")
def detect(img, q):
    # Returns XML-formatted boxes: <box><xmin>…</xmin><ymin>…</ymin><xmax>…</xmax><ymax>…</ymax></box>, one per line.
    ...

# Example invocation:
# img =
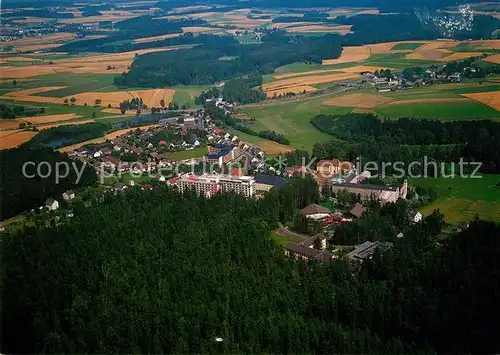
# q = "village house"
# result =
<box><xmin>62</xmin><ymin>190</ymin><xmax>75</xmax><ymax>201</ymax></box>
<box><xmin>300</xmin><ymin>203</ymin><xmax>331</xmax><ymax>220</ymax></box>
<box><xmin>349</xmin><ymin>203</ymin><xmax>365</xmax><ymax>219</ymax></box>
<box><xmin>0</xmin><ymin>222</ymin><xmax>4</xmax><ymax>232</ymax></box>
<box><xmin>45</xmin><ymin>198</ymin><xmax>59</xmax><ymax>211</ymax></box>
<box><xmin>331</xmin><ymin>180</ymin><xmax>408</xmax><ymax>205</ymax></box>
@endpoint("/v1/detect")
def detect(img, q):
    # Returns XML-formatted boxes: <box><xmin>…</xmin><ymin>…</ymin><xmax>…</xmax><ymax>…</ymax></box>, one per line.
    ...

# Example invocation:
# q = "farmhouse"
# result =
<box><xmin>45</xmin><ymin>198</ymin><xmax>59</xmax><ymax>211</ymax></box>
<box><xmin>62</xmin><ymin>190</ymin><xmax>75</xmax><ymax>201</ymax></box>
<box><xmin>300</xmin><ymin>203</ymin><xmax>331</xmax><ymax>220</ymax></box>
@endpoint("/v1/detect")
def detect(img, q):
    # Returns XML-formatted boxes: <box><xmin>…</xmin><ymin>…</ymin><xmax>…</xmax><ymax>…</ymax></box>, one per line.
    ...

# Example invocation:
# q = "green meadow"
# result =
<box><xmin>410</xmin><ymin>175</ymin><xmax>500</xmax><ymax>224</ymax></box>
<box><xmin>166</xmin><ymin>146</ymin><xmax>208</xmax><ymax>160</ymax></box>
<box><xmin>236</xmin><ymin>97</ymin><xmax>352</xmax><ymax>151</ymax></box>
<box><xmin>375</xmin><ymin>100</ymin><xmax>500</xmax><ymax>121</ymax></box>
<box><xmin>391</xmin><ymin>42</ymin><xmax>424</xmax><ymax>51</ymax></box>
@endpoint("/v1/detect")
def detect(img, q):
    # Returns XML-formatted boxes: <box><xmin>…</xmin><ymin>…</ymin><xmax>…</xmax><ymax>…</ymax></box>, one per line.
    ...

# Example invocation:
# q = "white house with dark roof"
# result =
<box><xmin>45</xmin><ymin>198</ymin><xmax>59</xmax><ymax>211</ymax></box>
<box><xmin>62</xmin><ymin>190</ymin><xmax>75</xmax><ymax>201</ymax></box>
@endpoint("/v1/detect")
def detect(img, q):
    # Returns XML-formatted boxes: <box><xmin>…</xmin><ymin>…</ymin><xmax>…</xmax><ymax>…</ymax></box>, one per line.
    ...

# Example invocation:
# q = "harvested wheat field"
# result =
<box><xmin>37</xmin><ymin>119</ymin><xmax>96</xmax><ymax>130</ymax></box>
<box><xmin>0</xmin><ymin>119</ymin><xmax>22</xmax><ymax>130</ymax></box>
<box><xmin>324</xmin><ymin>93</ymin><xmax>394</xmax><ymax>109</ymax></box>
<box><xmin>406</xmin><ymin>49</ymin><xmax>451</xmax><ymax>60</ymax></box>
<box><xmin>58</xmin><ymin>124</ymin><xmax>160</xmax><ymax>152</ymax></box>
<box><xmin>437</xmin><ymin>52</ymin><xmax>483</xmax><ymax>62</ymax></box>
<box><xmin>102</xmin><ymin>108</ymin><xmax>125</xmax><ymax>114</ymax></box>
<box><xmin>286</xmin><ymin>25</ymin><xmax>353</xmax><ymax>34</ymax></box>
<box><xmin>462</xmin><ymin>91</ymin><xmax>500</xmax><ymax>111</ymax></box>
<box><xmin>264</xmin><ymin>73</ymin><xmax>360</xmax><ymax>93</ymax></box>
<box><xmin>267</xmin><ymin>85</ymin><xmax>317</xmax><ymax>97</ymax></box>
<box><xmin>57</xmin><ymin>89</ymin><xmax>176</xmax><ymax>108</ymax></box>
<box><xmin>133</xmin><ymin>33</ymin><xmax>183</xmax><ymax>44</ymax></box>
<box><xmin>322</xmin><ymin>46</ymin><xmax>371</xmax><ymax>65</ymax></box>
<box><xmin>0</xmin><ymin>56</ymin><xmax>42</xmax><ymax>64</ymax></box>
<box><xmin>1</xmin><ymin>47</ymin><xmax>182</xmax><ymax>78</ymax></box>
<box><xmin>270</xmin><ymin>22</ymin><xmax>316</xmax><ymax>29</ymax></box>
<box><xmin>468</xmin><ymin>39</ymin><xmax>500</xmax><ymax>50</ymax></box>
<box><xmin>20</xmin><ymin>113</ymin><xmax>83</xmax><ymax>125</ymax></box>
<box><xmin>380</xmin><ymin>98</ymin><xmax>470</xmax><ymax>107</ymax></box>
<box><xmin>484</xmin><ymin>54</ymin><xmax>500</xmax><ymax>64</ymax></box>
<box><xmin>0</xmin><ymin>130</ymin><xmax>38</xmax><ymax>149</ymax></box>
<box><xmin>274</xmin><ymin>65</ymin><xmax>389</xmax><ymax>81</ymax></box>
<box><xmin>257</xmin><ymin>140</ymin><xmax>295</xmax><ymax>155</ymax></box>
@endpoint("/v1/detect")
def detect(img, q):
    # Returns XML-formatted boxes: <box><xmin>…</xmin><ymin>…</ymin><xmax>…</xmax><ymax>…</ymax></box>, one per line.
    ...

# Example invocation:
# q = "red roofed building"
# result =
<box><xmin>159</xmin><ymin>140</ymin><xmax>167</xmax><ymax>146</ymax></box>
<box><xmin>213</xmin><ymin>128</ymin><xmax>225</xmax><ymax>136</ymax></box>
<box><xmin>231</xmin><ymin>167</ymin><xmax>244</xmax><ymax>177</ymax></box>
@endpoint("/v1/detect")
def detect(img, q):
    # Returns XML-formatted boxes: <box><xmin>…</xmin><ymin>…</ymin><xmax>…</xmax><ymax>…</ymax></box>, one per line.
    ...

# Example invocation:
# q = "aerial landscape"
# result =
<box><xmin>1</xmin><ymin>0</ymin><xmax>500</xmax><ymax>353</ymax></box>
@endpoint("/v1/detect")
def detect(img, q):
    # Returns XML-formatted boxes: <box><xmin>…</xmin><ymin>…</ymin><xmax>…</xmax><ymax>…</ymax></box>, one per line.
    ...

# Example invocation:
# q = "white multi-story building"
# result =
<box><xmin>178</xmin><ymin>174</ymin><xmax>255</xmax><ymax>198</ymax></box>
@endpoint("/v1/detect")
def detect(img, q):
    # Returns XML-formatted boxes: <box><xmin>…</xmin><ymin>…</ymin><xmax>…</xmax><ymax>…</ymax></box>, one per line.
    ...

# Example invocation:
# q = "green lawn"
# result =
<box><xmin>270</xmin><ymin>231</ymin><xmax>296</xmax><ymax>246</ymax></box>
<box><xmin>237</xmin><ymin>97</ymin><xmax>352</xmax><ymax>151</ymax></box>
<box><xmin>101</xmin><ymin>172</ymin><xmax>156</xmax><ymax>186</ymax></box>
<box><xmin>391</xmin><ymin>43</ymin><xmax>424</xmax><ymax>51</ymax></box>
<box><xmin>172</xmin><ymin>85</ymin><xmax>209</xmax><ymax>109</ymax></box>
<box><xmin>410</xmin><ymin>175</ymin><xmax>500</xmax><ymax>224</ymax></box>
<box><xmin>375</xmin><ymin>100</ymin><xmax>500</xmax><ymax>121</ymax></box>
<box><xmin>166</xmin><ymin>146</ymin><xmax>208</xmax><ymax>160</ymax></box>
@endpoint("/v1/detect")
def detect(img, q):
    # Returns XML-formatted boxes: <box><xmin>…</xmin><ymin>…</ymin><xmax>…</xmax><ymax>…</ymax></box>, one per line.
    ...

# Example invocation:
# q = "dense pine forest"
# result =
<box><xmin>2</xmin><ymin>181</ymin><xmax>500</xmax><ymax>353</ymax></box>
<box><xmin>311</xmin><ymin>113</ymin><xmax>500</xmax><ymax>173</ymax></box>
<box><xmin>114</xmin><ymin>33</ymin><xmax>342</xmax><ymax>87</ymax></box>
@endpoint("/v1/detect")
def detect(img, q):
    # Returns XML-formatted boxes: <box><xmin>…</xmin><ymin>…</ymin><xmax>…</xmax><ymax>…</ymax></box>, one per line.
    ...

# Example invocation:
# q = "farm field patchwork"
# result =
<box><xmin>20</xmin><ymin>113</ymin><xmax>83</xmax><ymax>125</ymax></box>
<box><xmin>462</xmin><ymin>91</ymin><xmax>500</xmax><ymax>111</ymax></box>
<box><xmin>410</xmin><ymin>175</ymin><xmax>500</xmax><ymax>224</ymax></box>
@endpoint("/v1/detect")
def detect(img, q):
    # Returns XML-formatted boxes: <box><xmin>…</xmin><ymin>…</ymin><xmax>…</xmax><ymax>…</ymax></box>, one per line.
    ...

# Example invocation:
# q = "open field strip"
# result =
<box><xmin>322</xmin><ymin>46</ymin><xmax>371</xmax><ymax>64</ymax></box>
<box><xmin>484</xmin><ymin>54</ymin><xmax>500</xmax><ymax>64</ymax></box>
<box><xmin>380</xmin><ymin>97</ymin><xmax>470</xmax><ymax>106</ymax></box>
<box><xmin>0</xmin><ymin>119</ymin><xmax>22</xmax><ymax>130</ymax></box>
<box><xmin>263</xmin><ymin>72</ymin><xmax>360</xmax><ymax>93</ymax></box>
<box><xmin>0</xmin><ymin>130</ymin><xmax>38</xmax><ymax>149</ymax></box>
<box><xmin>133</xmin><ymin>33</ymin><xmax>183</xmax><ymax>44</ymax></box>
<box><xmin>410</xmin><ymin>175</ymin><xmax>500</xmax><ymax>224</ymax></box>
<box><xmin>286</xmin><ymin>25</ymin><xmax>353</xmax><ymax>34</ymax></box>
<box><xmin>266</xmin><ymin>85</ymin><xmax>317</xmax><ymax>97</ymax></box>
<box><xmin>324</xmin><ymin>93</ymin><xmax>394</xmax><ymax>109</ymax></box>
<box><xmin>436</xmin><ymin>52</ymin><xmax>485</xmax><ymax>62</ymax></box>
<box><xmin>102</xmin><ymin>108</ymin><xmax>125</xmax><ymax>114</ymax></box>
<box><xmin>58</xmin><ymin>124</ymin><xmax>160</xmax><ymax>152</ymax></box>
<box><xmin>37</xmin><ymin>119</ymin><xmax>96</xmax><ymax>130</ymax></box>
<box><xmin>19</xmin><ymin>113</ymin><xmax>83</xmax><ymax>125</ymax></box>
<box><xmin>462</xmin><ymin>91</ymin><xmax>500</xmax><ymax>111</ymax></box>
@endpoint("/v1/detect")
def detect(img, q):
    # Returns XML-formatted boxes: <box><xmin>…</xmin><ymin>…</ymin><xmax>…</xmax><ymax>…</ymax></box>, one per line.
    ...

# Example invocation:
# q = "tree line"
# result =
<box><xmin>311</xmin><ymin>113</ymin><xmax>500</xmax><ymax>173</ymax></box>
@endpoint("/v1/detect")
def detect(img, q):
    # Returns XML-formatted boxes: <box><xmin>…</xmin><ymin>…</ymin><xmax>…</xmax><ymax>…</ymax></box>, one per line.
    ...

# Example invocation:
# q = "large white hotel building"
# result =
<box><xmin>178</xmin><ymin>174</ymin><xmax>255</xmax><ymax>198</ymax></box>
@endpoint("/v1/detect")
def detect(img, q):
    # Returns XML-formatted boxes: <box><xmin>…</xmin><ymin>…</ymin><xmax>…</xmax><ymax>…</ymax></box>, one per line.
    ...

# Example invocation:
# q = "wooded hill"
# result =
<box><xmin>1</xmin><ymin>180</ymin><xmax>500</xmax><ymax>353</ymax></box>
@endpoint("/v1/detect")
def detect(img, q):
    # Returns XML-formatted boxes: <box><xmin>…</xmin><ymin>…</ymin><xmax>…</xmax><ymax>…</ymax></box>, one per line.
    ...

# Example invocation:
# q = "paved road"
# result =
<box><xmin>275</xmin><ymin>223</ymin><xmax>310</xmax><ymax>242</ymax></box>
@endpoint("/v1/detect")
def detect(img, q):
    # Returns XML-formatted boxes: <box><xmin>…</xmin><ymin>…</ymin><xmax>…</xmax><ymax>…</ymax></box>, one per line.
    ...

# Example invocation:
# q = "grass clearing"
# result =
<box><xmin>410</xmin><ymin>175</ymin><xmax>500</xmax><ymax>224</ymax></box>
<box><xmin>166</xmin><ymin>146</ymin><xmax>208</xmax><ymax>160</ymax></box>
<box><xmin>391</xmin><ymin>43</ymin><xmax>424</xmax><ymax>51</ymax></box>
<box><xmin>238</xmin><ymin>97</ymin><xmax>353</xmax><ymax>151</ymax></box>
